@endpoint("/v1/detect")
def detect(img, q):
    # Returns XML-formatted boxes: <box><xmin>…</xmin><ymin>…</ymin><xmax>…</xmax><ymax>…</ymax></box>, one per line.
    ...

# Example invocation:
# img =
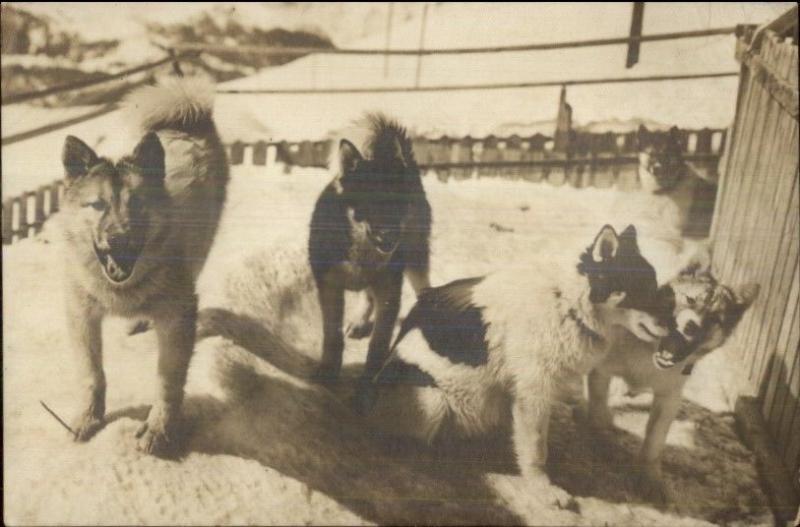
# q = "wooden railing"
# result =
<box><xmin>2</xmin><ymin>180</ymin><xmax>65</xmax><ymax>245</ymax></box>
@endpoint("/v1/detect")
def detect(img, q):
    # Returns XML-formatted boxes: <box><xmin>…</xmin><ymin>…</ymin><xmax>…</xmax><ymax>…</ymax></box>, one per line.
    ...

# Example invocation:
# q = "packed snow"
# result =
<box><xmin>3</xmin><ymin>164</ymin><xmax>773</xmax><ymax>525</ymax></box>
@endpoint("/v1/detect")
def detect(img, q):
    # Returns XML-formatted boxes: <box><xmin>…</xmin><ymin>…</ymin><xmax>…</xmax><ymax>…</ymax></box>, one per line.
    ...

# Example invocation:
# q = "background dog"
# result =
<box><xmin>365</xmin><ymin>224</ymin><xmax>666</xmax><ymax>491</ymax></box>
<box><xmin>308</xmin><ymin>113</ymin><xmax>431</xmax><ymax>410</ymax></box>
<box><xmin>586</xmin><ymin>250</ymin><xmax>759</xmax><ymax>502</ymax></box>
<box><xmin>59</xmin><ymin>77</ymin><xmax>228</xmax><ymax>456</ymax></box>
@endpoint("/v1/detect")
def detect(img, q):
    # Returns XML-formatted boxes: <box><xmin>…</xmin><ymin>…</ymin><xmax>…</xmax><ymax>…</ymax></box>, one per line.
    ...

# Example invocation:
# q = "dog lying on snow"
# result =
<box><xmin>59</xmin><ymin>77</ymin><xmax>228</xmax><ymax>456</ymax></box>
<box><xmin>587</xmin><ymin>249</ymin><xmax>758</xmax><ymax>501</ymax></box>
<box><xmin>365</xmin><ymin>224</ymin><xmax>667</xmax><ymax>488</ymax></box>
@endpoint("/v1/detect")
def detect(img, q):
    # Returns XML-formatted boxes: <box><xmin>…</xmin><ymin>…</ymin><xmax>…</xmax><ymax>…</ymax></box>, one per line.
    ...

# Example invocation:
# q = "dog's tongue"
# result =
<box><xmin>652</xmin><ymin>331</ymin><xmax>692</xmax><ymax>370</ymax></box>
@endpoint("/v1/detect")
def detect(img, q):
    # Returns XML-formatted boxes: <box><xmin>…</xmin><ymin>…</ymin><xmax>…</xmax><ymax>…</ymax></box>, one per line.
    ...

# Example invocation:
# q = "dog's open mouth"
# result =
<box><xmin>94</xmin><ymin>244</ymin><xmax>139</xmax><ymax>283</ymax></box>
<box><xmin>368</xmin><ymin>231</ymin><xmax>400</xmax><ymax>255</ymax></box>
<box><xmin>652</xmin><ymin>330</ymin><xmax>693</xmax><ymax>370</ymax></box>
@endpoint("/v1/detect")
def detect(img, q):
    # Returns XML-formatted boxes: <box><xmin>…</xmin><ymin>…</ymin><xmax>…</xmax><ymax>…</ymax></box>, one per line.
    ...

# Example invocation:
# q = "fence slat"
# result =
<box><xmin>2</xmin><ymin>200</ymin><xmax>14</xmax><ymax>245</ymax></box>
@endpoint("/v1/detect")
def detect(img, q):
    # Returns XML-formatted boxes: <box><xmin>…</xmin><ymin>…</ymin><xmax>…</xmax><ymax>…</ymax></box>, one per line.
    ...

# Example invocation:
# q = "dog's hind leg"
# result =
<box><xmin>586</xmin><ymin>369</ymin><xmax>613</xmax><ymax>429</ymax></box>
<box><xmin>136</xmin><ymin>293</ymin><xmax>197</xmax><ymax>457</ymax></box>
<box><xmin>66</xmin><ymin>288</ymin><xmax>106</xmax><ymax>442</ymax></box>
<box><xmin>346</xmin><ymin>291</ymin><xmax>374</xmax><ymax>340</ymax></box>
<box><xmin>313</xmin><ymin>279</ymin><xmax>345</xmax><ymax>382</ymax></box>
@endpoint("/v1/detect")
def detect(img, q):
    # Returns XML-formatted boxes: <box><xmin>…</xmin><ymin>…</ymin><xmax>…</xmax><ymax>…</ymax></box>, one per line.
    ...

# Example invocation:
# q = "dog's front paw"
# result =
<box><xmin>135</xmin><ymin>405</ymin><xmax>181</xmax><ymax>458</ymax></box>
<box><xmin>522</xmin><ymin>471</ymin><xmax>576</xmax><ymax>510</ymax></box>
<box><xmin>345</xmin><ymin>319</ymin><xmax>374</xmax><ymax>340</ymax></box>
<box><xmin>72</xmin><ymin>410</ymin><xmax>104</xmax><ymax>442</ymax></box>
<box><xmin>639</xmin><ymin>465</ymin><xmax>671</xmax><ymax>506</ymax></box>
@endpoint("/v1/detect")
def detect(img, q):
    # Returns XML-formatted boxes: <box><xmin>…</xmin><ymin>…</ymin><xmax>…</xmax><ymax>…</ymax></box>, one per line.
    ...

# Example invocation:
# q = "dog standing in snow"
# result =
<box><xmin>587</xmin><ymin>249</ymin><xmax>758</xmax><ymax>502</ymax></box>
<box><xmin>308</xmin><ymin>114</ymin><xmax>432</xmax><ymax>409</ymax></box>
<box><xmin>58</xmin><ymin>77</ymin><xmax>228</xmax><ymax>456</ymax></box>
<box><xmin>367</xmin><ymin>224</ymin><xmax>666</xmax><ymax>486</ymax></box>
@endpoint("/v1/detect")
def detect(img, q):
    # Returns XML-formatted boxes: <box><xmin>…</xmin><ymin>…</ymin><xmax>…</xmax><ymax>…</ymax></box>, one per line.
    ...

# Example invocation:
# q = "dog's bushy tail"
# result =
<box><xmin>124</xmin><ymin>76</ymin><xmax>215</xmax><ymax>134</ymax></box>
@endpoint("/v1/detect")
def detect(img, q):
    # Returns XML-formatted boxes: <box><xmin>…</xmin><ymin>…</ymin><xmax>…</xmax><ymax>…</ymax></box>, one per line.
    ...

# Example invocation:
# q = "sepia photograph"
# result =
<box><xmin>2</xmin><ymin>2</ymin><xmax>799</xmax><ymax>525</ymax></box>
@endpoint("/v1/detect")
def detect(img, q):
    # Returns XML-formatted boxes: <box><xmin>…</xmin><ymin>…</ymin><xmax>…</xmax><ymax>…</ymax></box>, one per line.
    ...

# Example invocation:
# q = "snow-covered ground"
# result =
<box><xmin>3</xmin><ymin>165</ymin><xmax>772</xmax><ymax>525</ymax></box>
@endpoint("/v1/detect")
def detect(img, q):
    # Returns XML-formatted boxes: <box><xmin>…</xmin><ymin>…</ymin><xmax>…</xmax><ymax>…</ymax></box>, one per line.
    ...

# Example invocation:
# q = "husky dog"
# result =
<box><xmin>587</xmin><ymin>250</ymin><xmax>758</xmax><ymax>501</ymax></box>
<box><xmin>59</xmin><ymin>77</ymin><xmax>228</xmax><ymax>456</ymax></box>
<box><xmin>308</xmin><ymin>114</ymin><xmax>431</xmax><ymax>408</ymax></box>
<box><xmin>638</xmin><ymin>125</ymin><xmax>717</xmax><ymax>237</ymax></box>
<box><xmin>638</xmin><ymin>125</ymin><xmax>687</xmax><ymax>194</ymax></box>
<box><xmin>367</xmin><ymin>225</ymin><xmax>666</xmax><ymax>484</ymax></box>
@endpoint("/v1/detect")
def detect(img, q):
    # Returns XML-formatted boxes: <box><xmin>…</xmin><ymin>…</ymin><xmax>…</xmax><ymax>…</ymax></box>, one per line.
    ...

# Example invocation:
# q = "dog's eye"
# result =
<box><xmin>686</xmin><ymin>296</ymin><xmax>696</xmax><ymax>306</ymax></box>
<box><xmin>83</xmin><ymin>199</ymin><xmax>107</xmax><ymax>211</ymax></box>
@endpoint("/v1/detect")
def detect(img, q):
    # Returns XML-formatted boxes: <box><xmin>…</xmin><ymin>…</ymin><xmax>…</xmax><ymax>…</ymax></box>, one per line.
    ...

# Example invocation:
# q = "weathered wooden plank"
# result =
<box><xmin>776</xmin><ymin>340</ymin><xmax>800</xmax><ymax>463</ymax></box>
<box><xmin>750</xmin><ymin>172</ymin><xmax>800</xmax><ymax>386</ymax></box>
<box><xmin>229</xmin><ymin>141</ymin><xmax>246</xmax><ymax>165</ymax></box>
<box><xmin>252</xmin><ymin>141</ymin><xmax>268</xmax><ymax>166</ymax></box>
<box><xmin>2</xmin><ymin>199</ymin><xmax>14</xmax><ymax>245</ymax></box>
<box><xmin>719</xmin><ymin>36</ymin><xmax>778</xmax><ymax>282</ymax></box>
<box><xmin>764</xmin><ymin>264</ymin><xmax>800</xmax><ymax>433</ymax></box>
<box><xmin>712</xmin><ymin>68</ymin><xmax>760</xmax><ymax>277</ymax></box>
<box><xmin>738</xmin><ymin>77</ymin><xmax>796</xmax><ymax>374</ymax></box>
<box><xmin>16</xmin><ymin>193</ymin><xmax>29</xmax><ymax>240</ymax></box>
<box><xmin>784</xmin><ymin>386</ymin><xmax>800</xmax><ymax>481</ymax></box>
<box><xmin>721</xmin><ymin>35</ymin><xmax>778</xmax><ymax>285</ymax></box>
<box><xmin>33</xmin><ymin>187</ymin><xmax>46</xmax><ymax>233</ymax></box>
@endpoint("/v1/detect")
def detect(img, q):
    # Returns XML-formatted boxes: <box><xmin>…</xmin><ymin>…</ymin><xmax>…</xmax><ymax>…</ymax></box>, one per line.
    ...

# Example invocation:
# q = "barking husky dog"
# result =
<box><xmin>588</xmin><ymin>249</ymin><xmax>758</xmax><ymax>501</ymax></box>
<box><xmin>308</xmin><ymin>114</ymin><xmax>431</xmax><ymax>408</ymax></box>
<box><xmin>367</xmin><ymin>225</ymin><xmax>665</xmax><ymax>484</ymax></box>
<box><xmin>59</xmin><ymin>77</ymin><xmax>228</xmax><ymax>456</ymax></box>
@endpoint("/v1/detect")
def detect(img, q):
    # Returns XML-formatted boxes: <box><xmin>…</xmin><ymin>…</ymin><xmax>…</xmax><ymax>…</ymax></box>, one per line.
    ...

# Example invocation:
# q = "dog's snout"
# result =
<box><xmin>683</xmin><ymin>320</ymin><xmax>701</xmax><ymax>338</ymax></box>
<box><xmin>676</xmin><ymin>309</ymin><xmax>701</xmax><ymax>340</ymax></box>
<box><xmin>107</xmin><ymin>233</ymin><xmax>129</xmax><ymax>254</ymax></box>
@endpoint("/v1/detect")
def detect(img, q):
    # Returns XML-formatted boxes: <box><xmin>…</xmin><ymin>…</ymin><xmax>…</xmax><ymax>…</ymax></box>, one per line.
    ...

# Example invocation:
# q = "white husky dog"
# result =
<box><xmin>366</xmin><ymin>224</ymin><xmax>667</xmax><ymax>487</ymax></box>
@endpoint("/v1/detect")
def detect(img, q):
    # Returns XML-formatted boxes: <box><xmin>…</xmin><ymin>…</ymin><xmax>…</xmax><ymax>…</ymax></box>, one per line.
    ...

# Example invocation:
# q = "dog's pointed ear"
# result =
<box><xmin>620</xmin><ymin>224</ymin><xmax>639</xmax><ymax>250</ymax></box>
<box><xmin>63</xmin><ymin>135</ymin><xmax>99</xmax><ymax>180</ymax></box>
<box><xmin>679</xmin><ymin>245</ymin><xmax>712</xmax><ymax>278</ymax></box>
<box><xmin>727</xmin><ymin>282</ymin><xmax>759</xmax><ymax>328</ymax></box>
<box><xmin>339</xmin><ymin>139</ymin><xmax>362</xmax><ymax>175</ymax></box>
<box><xmin>132</xmin><ymin>132</ymin><xmax>165</xmax><ymax>182</ymax></box>
<box><xmin>387</xmin><ymin>136</ymin><xmax>406</xmax><ymax>167</ymax></box>
<box><xmin>591</xmin><ymin>224</ymin><xmax>619</xmax><ymax>262</ymax></box>
<box><xmin>734</xmin><ymin>283</ymin><xmax>760</xmax><ymax>310</ymax></box>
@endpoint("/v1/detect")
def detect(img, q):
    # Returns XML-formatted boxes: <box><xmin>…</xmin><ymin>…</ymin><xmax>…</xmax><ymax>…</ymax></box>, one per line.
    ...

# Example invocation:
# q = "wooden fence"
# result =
<box><xmin>1</xmin><ymin>127</ymin><xmax>725</xmax><ymax>246</ymax></box>
<box><xmin>710</xmin><ymin>23</ymin><xmax>799</xmax><ymax>487</ymax></box>
<box><xmin>226</xmin><ymin>127</ymin><xmax>725</xmax><ymax>187</ymax></box>
<box><xmin>2</xmin><ymin>180</ymin><xmax>65</xmax><ymax>245</ymax></box>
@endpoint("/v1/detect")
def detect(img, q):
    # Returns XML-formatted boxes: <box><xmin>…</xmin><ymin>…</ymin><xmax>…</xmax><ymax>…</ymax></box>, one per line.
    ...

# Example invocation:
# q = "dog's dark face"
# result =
<box><xmin>639</xmin><ymin>126</ymin><xmax>686</xmax><ymax>191</ymax></box>
<box><xmin>578</xmin><ymin>224</ymin><xmax>660</xmax><ymax>312</ymax></box>
<box><xmin>338</xmin><ymin>139</ymin><xmax>414</xmax><ymax>254</ymax></box>
<box><xmin>652</xmin><ymin>259</ymin><xmax>759</xmax><ymax>369</ymax></box>
<box><xmin>62</xmin><ymin>133</ymin><xmax>170</xmax><ymax>284</ymax></box>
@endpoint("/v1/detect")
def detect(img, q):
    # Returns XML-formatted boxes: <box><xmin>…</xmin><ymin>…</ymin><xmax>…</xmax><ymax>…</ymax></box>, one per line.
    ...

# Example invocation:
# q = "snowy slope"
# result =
<box><xmin>3</xmin><ymin>165</ymin><xmax>773</xmax><ymax>525</ymax></box>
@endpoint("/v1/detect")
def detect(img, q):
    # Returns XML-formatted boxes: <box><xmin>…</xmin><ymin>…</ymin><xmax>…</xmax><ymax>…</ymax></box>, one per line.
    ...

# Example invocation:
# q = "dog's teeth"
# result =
<box><xmin>652</xmin><ymin>353</ymin><xmax>674</xmax><ymax>370</ymax></box>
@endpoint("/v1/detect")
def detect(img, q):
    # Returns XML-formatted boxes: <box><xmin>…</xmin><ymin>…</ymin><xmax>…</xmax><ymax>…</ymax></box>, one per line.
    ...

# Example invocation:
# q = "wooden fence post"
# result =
<box><xmin>2</xmin><ymin>200</ymin><xmax>13</xmax><ymax>245</ymax></box>
<box><xmin>17</xmin><ymin>194</ymin><xmax>29</xmax><ymax>240</ymax></box>
<box><xmin>34</xmin><ymin>186</ymin><xmax>46</xmax><ymax>233</ymax></box>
